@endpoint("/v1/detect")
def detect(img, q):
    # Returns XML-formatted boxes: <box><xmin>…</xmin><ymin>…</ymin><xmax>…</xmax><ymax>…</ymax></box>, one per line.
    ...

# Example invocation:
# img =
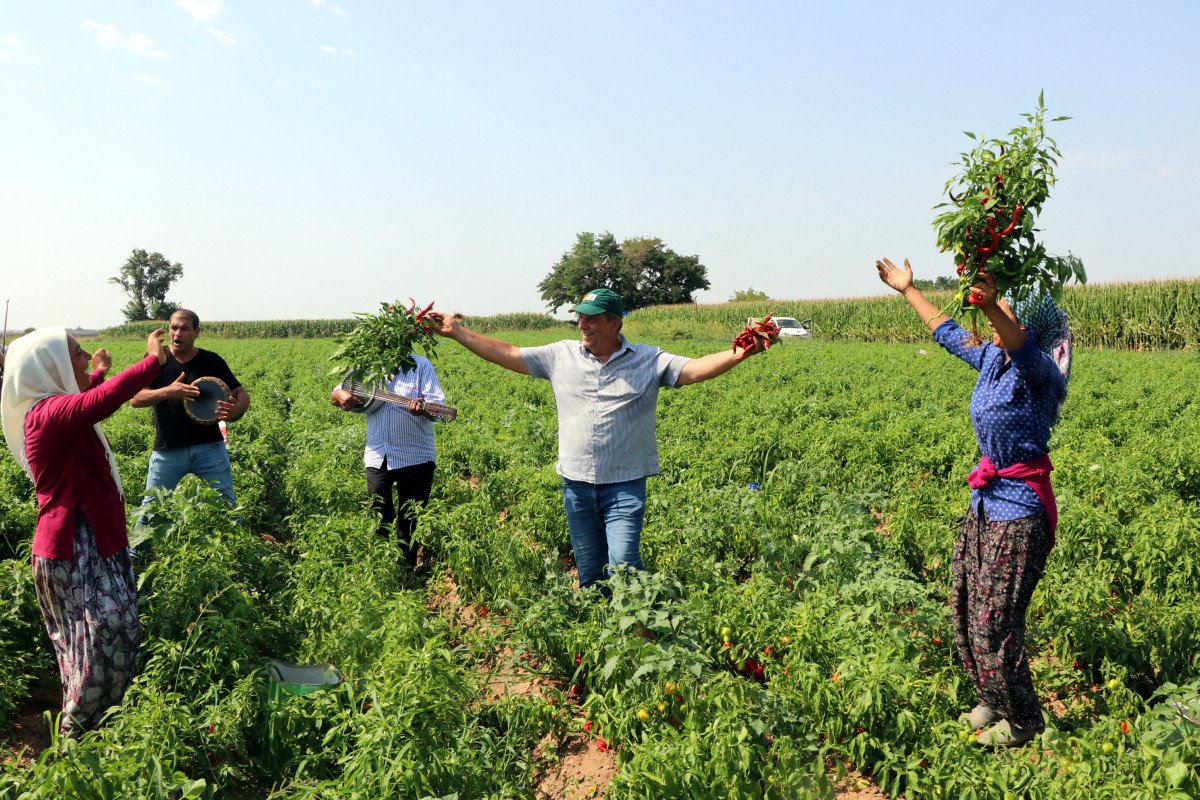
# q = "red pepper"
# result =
<box><xmin>998</xmin><ymin>204</ymin><xmax>1022</xmax><ymax>237</ymax></box>
<box><xmin>415</xmin><ymin>301</ymin><xmax>435</xmax><ymax>320</ymax></box>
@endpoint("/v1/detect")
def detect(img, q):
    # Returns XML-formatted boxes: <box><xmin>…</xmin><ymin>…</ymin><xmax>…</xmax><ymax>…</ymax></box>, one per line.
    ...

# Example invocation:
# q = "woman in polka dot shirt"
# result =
<box><xmin>876</xmin><ymin>257</ymin><xmax>1070</xmax><ymax>749</ymax></box>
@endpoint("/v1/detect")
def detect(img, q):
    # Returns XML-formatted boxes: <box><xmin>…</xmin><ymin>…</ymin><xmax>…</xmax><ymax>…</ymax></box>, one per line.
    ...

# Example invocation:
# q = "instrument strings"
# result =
<box><xmin>347</xmin><ymin>382</ymin><xmax>454</xmax><ymax>416</ymax></box>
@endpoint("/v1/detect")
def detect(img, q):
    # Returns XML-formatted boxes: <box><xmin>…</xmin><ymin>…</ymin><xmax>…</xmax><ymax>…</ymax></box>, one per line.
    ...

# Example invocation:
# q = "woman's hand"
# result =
<box><xmin>147</xmin><ymin>328</ymin><xmax>167</xmax><ymax>365</ymax></box>
<box><xmin>90</xmin><ymin>348</ymin><xmax>112</xmax><ymax>376</ymax></box>
<box><xmin>969</xmin><ymin>272</ymin><xmax>999</xmax><ymax>309</ymax></box>
<box><xmin>875</xmin><ymin>258</ymin><xmax>914</xmax><ymax>293</ymax></box>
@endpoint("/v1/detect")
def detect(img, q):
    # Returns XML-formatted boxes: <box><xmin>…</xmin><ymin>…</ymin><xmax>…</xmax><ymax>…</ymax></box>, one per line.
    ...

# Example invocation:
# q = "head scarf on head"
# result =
<box><xmin>1010</xmin><ymin>291</ymin><xmax>1072</xmax><ymax>421</ymax></box>
<box><xmin>0</xmin><ymin>327</ymin><xmax>124</xmax><ymax>495</ymax></box>
<box><xmin>1011</xmin><ymin>292</ymin><xmax>1071</xmax><ymax>381</ymax></box>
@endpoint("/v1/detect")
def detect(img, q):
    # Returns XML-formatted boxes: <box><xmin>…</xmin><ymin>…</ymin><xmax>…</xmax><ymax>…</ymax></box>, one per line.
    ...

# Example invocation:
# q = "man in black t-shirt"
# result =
<box><xmin>131</xmin><ymin>309</ymin><xmax>249</xmax><ymax>508</ymax></box>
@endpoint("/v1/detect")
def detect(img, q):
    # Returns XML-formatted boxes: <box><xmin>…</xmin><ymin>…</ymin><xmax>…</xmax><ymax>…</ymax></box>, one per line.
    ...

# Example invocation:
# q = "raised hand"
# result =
<box><xmin>875</xmin><ymin>257</ymin><xmax>915</xmax><ymax>294</ymax></box>
<box><xmin>426</xmin><ymin>311</ymin><xmax>462</xmax><ymax>340</ymax></box>
<box><xmin>969</xmin><ymin>271</ymin><xmax>999</xmax><ymax>309</ymax></box>
<box><xmin>91</xmin><ymin>347</ymin><xmax>113</xmax><ymax>375</ymax></box>
<box><xmin>147</xmin><ymin>328</ymin><xmax>168</xmax><ymax>365</ymax></box>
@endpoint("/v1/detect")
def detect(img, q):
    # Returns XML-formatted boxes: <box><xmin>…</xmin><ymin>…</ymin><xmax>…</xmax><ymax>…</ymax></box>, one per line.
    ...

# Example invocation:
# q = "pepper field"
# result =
<box><xmin>1</xmin><ymin>319</ymin><xmax>1199</xmax><ymax>798</ymax></box>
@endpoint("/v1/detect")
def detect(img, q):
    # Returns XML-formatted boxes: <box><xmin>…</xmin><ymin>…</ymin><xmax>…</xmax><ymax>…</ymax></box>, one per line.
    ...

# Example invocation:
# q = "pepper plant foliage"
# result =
<box><xmin>933</xmin><ymin>93</ymin><xmax>1086</xmax><ymax>310</ymax></box>
<box><xmin>328</xmin><ymin>299</ymin><xmax>440</xmax><ymax>387</ymax></box>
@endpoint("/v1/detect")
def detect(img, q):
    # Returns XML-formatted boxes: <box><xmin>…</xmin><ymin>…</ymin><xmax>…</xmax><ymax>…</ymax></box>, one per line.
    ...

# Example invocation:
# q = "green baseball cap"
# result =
<box><xmin>570</xmin><ymin>288</ymin><xmax>625</xmax><ymax>316</ymax></box>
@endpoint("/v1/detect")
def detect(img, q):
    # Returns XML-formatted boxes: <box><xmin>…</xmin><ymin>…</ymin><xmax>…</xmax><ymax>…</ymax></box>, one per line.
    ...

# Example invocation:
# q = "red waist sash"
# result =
<box><xmin>967</xmin><ymin>454</ymin><xmax>1057</xmax><ymax>546</ymax></box>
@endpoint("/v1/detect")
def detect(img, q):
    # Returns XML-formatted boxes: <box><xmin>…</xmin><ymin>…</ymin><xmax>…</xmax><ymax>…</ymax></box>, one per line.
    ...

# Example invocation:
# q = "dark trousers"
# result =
<box><xmin>951</xmin><ymin>507</ymin><xmax>1051</xmax><ymax>731</ymax></box>
<box><xmin>366</xmin><ymin>459</ymin><xmax>435</xmax><ymax>568</ymax></box>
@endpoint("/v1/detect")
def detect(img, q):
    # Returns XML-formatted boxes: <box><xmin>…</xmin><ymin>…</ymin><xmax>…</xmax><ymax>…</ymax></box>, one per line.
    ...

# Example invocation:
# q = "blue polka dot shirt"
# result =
<box><xmin>933</xmin><ymin>319</ymin><xmax>1066</xmax><ymax>521</ymax></box>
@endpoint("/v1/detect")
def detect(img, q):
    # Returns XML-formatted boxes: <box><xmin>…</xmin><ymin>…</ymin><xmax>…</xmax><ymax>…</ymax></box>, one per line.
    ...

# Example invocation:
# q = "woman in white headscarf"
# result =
<box><xmin>0</xmin><ymin>327</ymin><xmax>165</xmax><ymax>737</ymax></box>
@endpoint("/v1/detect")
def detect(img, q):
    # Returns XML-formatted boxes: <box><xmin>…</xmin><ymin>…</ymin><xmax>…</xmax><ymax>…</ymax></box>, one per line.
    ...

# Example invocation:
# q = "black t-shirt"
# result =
<box><xmin>148</xmin><ymin>348</ymin><xmax>242</xmax><ymax>451</ymax></box>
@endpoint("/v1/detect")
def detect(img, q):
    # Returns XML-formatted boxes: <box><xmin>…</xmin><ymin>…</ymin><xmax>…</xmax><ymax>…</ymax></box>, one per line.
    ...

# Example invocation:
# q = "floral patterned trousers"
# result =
<box><xmin>31</xmin><ymin>515</ymin><xmax>143</xmax><ymax>737</ymax></box>
<box><xmin>951</xmin><ymin>507</ymin><xmax>1051</xmax><ymax>731</ymax></box>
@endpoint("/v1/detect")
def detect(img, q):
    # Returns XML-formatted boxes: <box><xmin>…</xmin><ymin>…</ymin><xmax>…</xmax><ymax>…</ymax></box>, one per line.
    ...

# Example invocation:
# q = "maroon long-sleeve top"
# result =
<box><xmin>23</xmin><ymin>355</ymin><xmax>159</xmax><ymax>560</ymax></box>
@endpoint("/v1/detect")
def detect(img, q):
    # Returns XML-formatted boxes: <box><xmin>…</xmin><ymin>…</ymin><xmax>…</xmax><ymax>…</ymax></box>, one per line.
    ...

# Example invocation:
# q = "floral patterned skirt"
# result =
<box><xmin>951</xmin><ymin>506</ymin><xmax>1051</xmax><ymax>731</ymax></box>
<box><xmin>31</xmin><ymin>514</ymin><xmax>143</xmax><ymax>737</ymax></box>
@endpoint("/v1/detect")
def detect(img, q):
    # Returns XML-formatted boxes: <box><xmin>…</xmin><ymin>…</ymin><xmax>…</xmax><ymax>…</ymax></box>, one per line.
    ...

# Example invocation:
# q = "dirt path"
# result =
<box><xmin>1</xmin><ymin>676</ymin><xmax>59</xmax><ymax>768</ymax></box>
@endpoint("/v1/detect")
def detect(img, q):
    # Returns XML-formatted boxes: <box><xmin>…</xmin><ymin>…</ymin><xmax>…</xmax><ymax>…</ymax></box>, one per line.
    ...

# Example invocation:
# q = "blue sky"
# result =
<box><xmin>1</xmin><ymin>1</ymin><xmax>1197</xmax><ymax>330</ymax></box>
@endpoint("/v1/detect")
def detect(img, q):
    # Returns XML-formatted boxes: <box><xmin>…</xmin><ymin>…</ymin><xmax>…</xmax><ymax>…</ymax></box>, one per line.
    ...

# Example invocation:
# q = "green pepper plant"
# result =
<box><xmin>933</xmin><ymin>93</ymin><xmax>1086</xmax><ymax>312</ymax></box>
<box><xmin>328</xmin><ymin>298</ymin><xmax>441</xmax><ymax>388</ymax></box>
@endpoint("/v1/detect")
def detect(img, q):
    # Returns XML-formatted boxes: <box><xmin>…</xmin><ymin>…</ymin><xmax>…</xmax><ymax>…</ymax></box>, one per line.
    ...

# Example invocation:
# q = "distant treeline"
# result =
<box><xmin>98</xmin><ymin>279</ymin><xmax>1200</xmax><ymax>350</ymax></box>
<box><xmin>100</xmin><ymin>312</ymin><xmax>574</xmax><ymax>340</ymax></box>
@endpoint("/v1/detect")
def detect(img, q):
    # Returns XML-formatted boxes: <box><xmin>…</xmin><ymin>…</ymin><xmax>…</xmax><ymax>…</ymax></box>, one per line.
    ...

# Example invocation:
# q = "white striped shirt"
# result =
<box><xmin>520</xmin><ymin>337</ymin><xmax>689</xmax><ymax>484</ymax></box>
<box><xmin>347</xmin><ymin>356</ymin><xmax>445</xmax><ymax>470</ymax></box>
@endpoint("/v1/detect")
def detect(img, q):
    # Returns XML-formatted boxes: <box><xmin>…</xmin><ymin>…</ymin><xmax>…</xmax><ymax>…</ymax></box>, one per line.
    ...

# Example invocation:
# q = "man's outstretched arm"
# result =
<box><xmin>676</xmin><ymin>338</ymin><xmax>765</xmax><ymax>386</ymax></box>
<box><xmin>430</xmin><ymin>312</ymin><xmax>529</xmax><ymax>375</ymax></box>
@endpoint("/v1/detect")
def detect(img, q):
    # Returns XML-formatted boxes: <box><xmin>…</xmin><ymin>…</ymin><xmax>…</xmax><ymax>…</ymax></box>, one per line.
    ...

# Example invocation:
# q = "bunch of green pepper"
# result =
<box><xmin>328</xmin><ymin>298</ymin><xmax>440</xmax><ymax>388</ymax></box>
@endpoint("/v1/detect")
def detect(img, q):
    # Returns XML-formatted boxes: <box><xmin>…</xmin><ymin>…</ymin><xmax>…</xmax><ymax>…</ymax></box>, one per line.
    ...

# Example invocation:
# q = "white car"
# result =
<box><xmin>748</xmin><ymin>316</ymin><xmax>811</xmax><ymax>340</ymax></box>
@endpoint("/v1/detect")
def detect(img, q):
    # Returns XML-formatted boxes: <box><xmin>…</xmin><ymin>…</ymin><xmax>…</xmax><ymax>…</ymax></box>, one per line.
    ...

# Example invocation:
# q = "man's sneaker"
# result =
<box><xmin>976</xmin><ymin>720</ymin><xmax>1038</xmax><ymax>749</ymax></box>
<box><xmin>958</xmin><ymin>704</ymin><xmax>1002</xmax><ymax>729</ymax></box>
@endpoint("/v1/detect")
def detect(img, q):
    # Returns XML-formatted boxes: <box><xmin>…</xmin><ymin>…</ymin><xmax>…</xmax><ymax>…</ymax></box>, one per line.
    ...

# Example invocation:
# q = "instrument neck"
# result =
<box><xmin>348</xmin><ymin>382</ymin><xmax>449</xmax><ymax>411</ymax></box>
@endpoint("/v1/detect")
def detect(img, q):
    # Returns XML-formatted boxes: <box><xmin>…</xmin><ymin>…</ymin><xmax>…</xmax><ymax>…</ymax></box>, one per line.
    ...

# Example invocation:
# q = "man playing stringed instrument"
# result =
<box><xmin>331</xmin><ymin>353</ymin><xmax>446</xmax><ymax>569</ymax></box>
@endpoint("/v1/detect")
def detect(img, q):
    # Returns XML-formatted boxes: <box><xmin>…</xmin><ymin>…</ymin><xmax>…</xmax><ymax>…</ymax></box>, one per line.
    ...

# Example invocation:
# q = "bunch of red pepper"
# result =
<box><xmin>732</xmin><ymin>314</ymin><xmax>781</xmax><ymax>353</ymax></box>
<box><xmin>933</xmin><ymin>95</ymin><xmax>1085</xmax><ymax>312</ymax></box>
<box><xmin>953</xmin><ymin>174</ymin><xmax>1025</xmax><ymax>300</ymax></box>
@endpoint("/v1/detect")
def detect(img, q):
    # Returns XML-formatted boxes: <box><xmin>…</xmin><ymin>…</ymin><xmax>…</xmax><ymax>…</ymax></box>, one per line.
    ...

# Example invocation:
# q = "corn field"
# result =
<box><xmin>628</xmin><ymin>278</ymin><xmax>1200</xmax><ymax>350</ymax></box>
<box><xmin>98</xmin><ymin>279</ymin><xmax>1200</xmax><ymax>350</ymax></box>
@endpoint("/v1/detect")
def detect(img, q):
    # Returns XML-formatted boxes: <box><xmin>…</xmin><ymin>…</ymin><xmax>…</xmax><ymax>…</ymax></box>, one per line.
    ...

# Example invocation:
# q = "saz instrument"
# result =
<box><xmin>339</xmin><ymin>376</ymin><xmax>458</xmax><ymax>421</ymax></box>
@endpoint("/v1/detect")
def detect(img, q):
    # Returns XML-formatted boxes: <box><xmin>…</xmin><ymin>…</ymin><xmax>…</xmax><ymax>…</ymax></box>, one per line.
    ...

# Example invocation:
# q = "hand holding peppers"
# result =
<box><xmin>732</xmin><ymin>315</ymin><xmax>781</xmax><ymax>359</ymax></box>
<box><xmin>967</xmin><ymin>272</ymin><xmax>998</xmax><ymax>308</ymax></box>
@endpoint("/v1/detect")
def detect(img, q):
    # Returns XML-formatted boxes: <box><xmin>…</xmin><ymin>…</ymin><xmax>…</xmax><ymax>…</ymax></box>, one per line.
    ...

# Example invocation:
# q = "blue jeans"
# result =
<box><xmin>561</xmin><ymin>477</ymin><xmax>646</xmax><ymax>589</ymax></box>
<box><xmin>142</xmin><ymin>442</ymin><xmax>236</xmax><ymax>508</ymax></box>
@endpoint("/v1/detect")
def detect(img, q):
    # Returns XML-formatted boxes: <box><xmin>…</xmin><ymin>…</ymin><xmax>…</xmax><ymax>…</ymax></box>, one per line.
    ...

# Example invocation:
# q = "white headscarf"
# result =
<box><xmin>0</xmin><ymin>327</ymin><xmax>124</xmax><ymax>496</ymax></box>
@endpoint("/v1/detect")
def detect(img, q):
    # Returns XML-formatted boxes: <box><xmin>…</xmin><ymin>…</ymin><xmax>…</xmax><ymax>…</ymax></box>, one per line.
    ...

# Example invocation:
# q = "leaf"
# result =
<box><xmin>1164</xmin><ymin>761</ymin><xmax>1189</xmax><ymax>787</ymax></box>
<box><xmin>601</xmin><ymin>656</ymin><xmax>619</xmax><ymax>680</ymax></box>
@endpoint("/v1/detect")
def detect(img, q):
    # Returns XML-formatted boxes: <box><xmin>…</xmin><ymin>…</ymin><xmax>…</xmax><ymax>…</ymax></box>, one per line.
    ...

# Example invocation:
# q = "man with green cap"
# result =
<box><xmin>431</xmin><ymin>287</ymin><xmax>766</xmax><ymax>590</ymax></box>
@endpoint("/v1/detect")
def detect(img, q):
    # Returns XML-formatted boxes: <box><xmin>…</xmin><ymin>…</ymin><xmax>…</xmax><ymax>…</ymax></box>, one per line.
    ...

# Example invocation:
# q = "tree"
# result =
<box><xmin>730</xmin><ymin>287</ymin><xmax>770</xmax><ymax>302</ymax></box>
<box><xmin>109</xmin><ymin>249</ymin><xmax>184</xmax><ymax>321</ymax></box>
<box><xmin>537</xmin><ymin>232</ymin><xmax>710</xmax><ymax>313</ymax></box>
<box><xmin>913</xmin><ymin>276</ymin><xmax>958</xmax><ymax>292</ymax></box>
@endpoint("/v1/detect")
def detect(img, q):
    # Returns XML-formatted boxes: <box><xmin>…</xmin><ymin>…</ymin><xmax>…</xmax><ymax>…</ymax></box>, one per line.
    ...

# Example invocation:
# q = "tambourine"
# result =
<box><xmin>183</xmin><ymin>376</ymin><xmax>231</xmax><ymax>424</ymax></box>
